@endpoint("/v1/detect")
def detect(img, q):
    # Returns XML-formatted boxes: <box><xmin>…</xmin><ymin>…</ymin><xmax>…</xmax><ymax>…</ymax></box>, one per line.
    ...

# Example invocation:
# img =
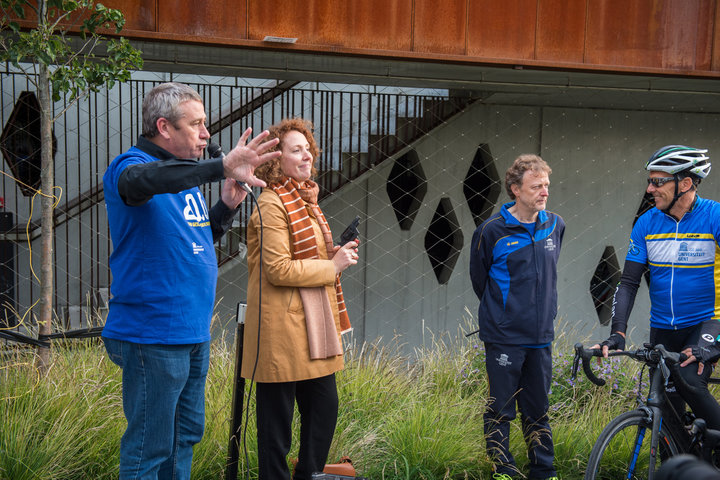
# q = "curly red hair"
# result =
<box><xmin>254</xmin><ymin>118</ymin><xmax>321</xmax><ymax>185</ymax></box>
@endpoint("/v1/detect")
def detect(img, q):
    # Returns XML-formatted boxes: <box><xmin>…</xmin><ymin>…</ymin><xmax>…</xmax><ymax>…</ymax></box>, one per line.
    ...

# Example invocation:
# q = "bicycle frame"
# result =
<box><xmin>574</xmin><ymin>342</ymin><xmax>720</xmax><ymax>479</ymax></box>
<box><xmin>640</xmin><ymin>365</ymin><xmax>683</xmax><ymax>478</ymax></box>
<box><xmin>573</xmin><ymin>344</ymin><xmax>690</xmax><ymax>479</ymax></box>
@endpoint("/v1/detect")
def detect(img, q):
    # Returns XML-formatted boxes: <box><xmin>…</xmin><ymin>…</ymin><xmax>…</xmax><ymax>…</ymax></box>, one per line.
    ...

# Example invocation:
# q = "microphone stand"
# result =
<box><xmin>226</xmin><ymin>302</ymin><xmax>246</xmax><ymax>480</ymax></box>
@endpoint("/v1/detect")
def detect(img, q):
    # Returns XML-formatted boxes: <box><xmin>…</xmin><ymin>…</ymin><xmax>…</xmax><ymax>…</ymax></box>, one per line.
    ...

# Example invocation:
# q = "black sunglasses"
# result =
<box><xmin>647</xmin><ymin>177</ymin><xmax>675</xmax><ymax>188</ymax></box>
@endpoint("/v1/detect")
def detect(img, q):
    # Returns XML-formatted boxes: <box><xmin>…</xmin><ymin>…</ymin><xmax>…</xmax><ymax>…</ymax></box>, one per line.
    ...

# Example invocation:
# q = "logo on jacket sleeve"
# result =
<box><xmin>628</xmin><ymin>239</ymin><xmax>640</xmax><ymax>256</ymax></box>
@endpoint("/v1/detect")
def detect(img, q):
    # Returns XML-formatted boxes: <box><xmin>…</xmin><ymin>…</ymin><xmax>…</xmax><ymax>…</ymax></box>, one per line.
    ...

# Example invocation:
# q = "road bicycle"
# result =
<box><xmin>572</xmin><ymin>343</ymin><xmax>720</xmax><ymax>480</ymax></box>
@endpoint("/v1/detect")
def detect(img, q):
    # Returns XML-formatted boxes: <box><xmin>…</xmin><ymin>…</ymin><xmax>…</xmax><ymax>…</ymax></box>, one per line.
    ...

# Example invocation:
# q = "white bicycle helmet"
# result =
<box><xmin>645</xmin><ymin>145</ymin><xmax>711</xmax><ymax>178</ymax></box>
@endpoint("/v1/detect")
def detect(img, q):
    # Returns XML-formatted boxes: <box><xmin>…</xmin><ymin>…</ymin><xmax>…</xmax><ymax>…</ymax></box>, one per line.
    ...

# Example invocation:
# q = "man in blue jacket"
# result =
<box><xmin>470</xmin><ymin>154</ymin><xmax>565</xmax><ymax>480</ymax></box>
<box><xmin>103</xmin><ymin>82</ymin><xmax>281</xmax><ymax>480</ymax></box>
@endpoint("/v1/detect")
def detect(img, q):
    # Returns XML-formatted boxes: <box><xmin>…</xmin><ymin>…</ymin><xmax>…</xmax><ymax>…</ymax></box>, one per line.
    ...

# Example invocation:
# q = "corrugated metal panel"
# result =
<box><xmin>711</xmin><ymin>0</ymin><xmax>720</xmax><ymax>70</ymax></box>
<box><xmin>248</xmin><ymin>0</ymin><xmax>412</xmax><ymax>50</ymax></box>
<box><xmin>467</xmin><ymin>0</ymin><xmax>537</xmax><ymax>60</ymax></box>
<box><xmin>157</xmin><ymin>0</ymin><xmax>247</xmax><ymax>39</ymax></box>
<box><xmin>21</xmin><ymin>0</ymin><xmax>720</xmax><ymax>76</ymax></box>
<box><xmin>103</xmin><ymin>0</ymin><xmax>156</xmax><ymax>31</ymax></box>
<box><xmin>414</xmin><ymin>0</ymin><xmax>467</xmax><ymax>55</ymax></box>
<box><xmin>585</xmin><ymin>0</ymin><xmax>709</xmax><ymax>70</ymax></box>
<box><xmin>536</xmin><ymin>0</ymin><xmax>586</xmax><ymax>63</ymax></box>
<box><xmin>694</xmin><ymin>0</ymin><xmax>715</xmax><ymax>70</ymax></box>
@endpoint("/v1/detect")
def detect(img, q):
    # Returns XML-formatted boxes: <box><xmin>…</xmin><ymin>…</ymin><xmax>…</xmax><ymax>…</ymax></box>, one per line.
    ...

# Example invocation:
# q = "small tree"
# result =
<box><xmin>0</xmin><ymin>0</ymin><xmax>143</xmax><ymax>370</ymax></box>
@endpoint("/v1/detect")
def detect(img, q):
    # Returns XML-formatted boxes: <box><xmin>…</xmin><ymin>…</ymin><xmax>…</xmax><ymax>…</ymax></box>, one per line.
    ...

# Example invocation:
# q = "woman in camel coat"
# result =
<box><xmin>241</xmin><ymin>118</ymin><xmax>359</xmax><ymax>480</ymax></box>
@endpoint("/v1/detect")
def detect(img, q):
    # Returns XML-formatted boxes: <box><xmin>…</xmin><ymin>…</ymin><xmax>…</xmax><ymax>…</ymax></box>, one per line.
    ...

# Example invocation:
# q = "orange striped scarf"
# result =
<box><xmin>271</xmin><ymin>177</ymin><xmax>352</xmax><ymax>356</ymax></box>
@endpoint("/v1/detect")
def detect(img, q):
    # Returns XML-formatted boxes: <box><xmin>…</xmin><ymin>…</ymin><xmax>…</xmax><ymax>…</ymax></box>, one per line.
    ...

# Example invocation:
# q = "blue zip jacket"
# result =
<box><xmin>469</xmin><ymin>202</ymin><xmax>565</xmax><ymax>344</ymax></box>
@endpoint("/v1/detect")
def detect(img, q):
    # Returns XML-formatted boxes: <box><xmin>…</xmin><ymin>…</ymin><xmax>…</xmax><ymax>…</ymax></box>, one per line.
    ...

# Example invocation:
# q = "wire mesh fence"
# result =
<box><xmin>1</xmin><ymin>68</ymin><xmax>719</xmax><ymax>352</ymax></box>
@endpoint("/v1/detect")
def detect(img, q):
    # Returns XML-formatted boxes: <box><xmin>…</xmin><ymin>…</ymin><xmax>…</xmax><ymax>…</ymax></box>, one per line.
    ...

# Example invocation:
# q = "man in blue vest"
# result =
<box><xmin>102</xmin><ymin>82</ymin><xmax>281</xmax><ymax>480</ymax></box>
<box><xmin>470</xmin><ymin>154</ymin><xmax>564</xmax><ymax>480</ymax></box>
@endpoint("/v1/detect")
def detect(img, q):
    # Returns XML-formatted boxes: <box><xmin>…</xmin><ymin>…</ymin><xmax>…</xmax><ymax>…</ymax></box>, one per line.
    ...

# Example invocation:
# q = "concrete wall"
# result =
<box><xmin>216</xmin><ymin>101</ymin><xmax>720</xmax><ymax>351</ymax></box>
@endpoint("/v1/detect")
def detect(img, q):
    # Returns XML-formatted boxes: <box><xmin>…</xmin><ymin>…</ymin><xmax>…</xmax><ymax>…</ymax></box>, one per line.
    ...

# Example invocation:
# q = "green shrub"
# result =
<box><xmin>0</xmin><ymin>332</ymin><xmax>684</xmax><ymax>480</ymax></box>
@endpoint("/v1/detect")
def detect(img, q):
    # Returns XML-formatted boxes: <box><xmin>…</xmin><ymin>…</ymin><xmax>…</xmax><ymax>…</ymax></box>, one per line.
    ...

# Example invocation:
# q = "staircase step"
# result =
<box><xmin>395</xmin><ymin>116</ymin><xmax>424</xmax><ymax>142</ymax></box>
<box><xmin>63</xmin><ymin>305</ymin><xmax>90</xmax><ymax>330</ymax></box>
<box><xmin>421</xmin><ymin>97</ymin><xmax>468</xmax><ymax>121</ymax></box>
<box><xmin>325</xmin><ymin>95</ymin><xmax>478</xmax><ymax>202</ymax></box>
<box><xmin>94</xmin><ymin>287</ymin><xmax>110</xmax><ymax>310</ymax></box>
<box><xmin>318</xmin><ymin>169</ymin><xmax>344</xmax><ymax>192</ymax></box>
<box><xmin>341</xmin><ymin>152</ymin><xmax>370</xmax><ymax>179</ymax></box>
<box><xmin>218</xmin><ymin>226</ymin><xmax>247</xmax><ymax>261</ymax></box>
<box><xmin>368</xmin><ymin>134</ymin><xmax>403</xmax><ymax>164</ymax></box>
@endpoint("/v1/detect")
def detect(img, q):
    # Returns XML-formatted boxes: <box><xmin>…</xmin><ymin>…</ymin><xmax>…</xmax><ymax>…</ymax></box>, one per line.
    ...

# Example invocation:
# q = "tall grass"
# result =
<box><xmin>0</xmin><ymin>332</ymin><xmax>660</xmax><ymax>480</ymax></box>
<box><xmin>0</xmin><ymin>342</ymin><xmax>124</xmax><ymax>479</ymax></box>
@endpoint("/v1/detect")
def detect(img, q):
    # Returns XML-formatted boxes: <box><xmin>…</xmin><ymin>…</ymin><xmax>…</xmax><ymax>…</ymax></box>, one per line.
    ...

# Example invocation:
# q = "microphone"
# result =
<box><xmin>207</xmin><ymin>142</ymin><xmax>253</xmax><ymax>194</ymax></box>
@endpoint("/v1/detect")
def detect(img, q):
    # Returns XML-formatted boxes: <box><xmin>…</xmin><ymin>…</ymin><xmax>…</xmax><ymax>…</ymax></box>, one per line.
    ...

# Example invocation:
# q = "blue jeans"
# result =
<box><xmin>104</xmin><ymin>338</ymin><xmax>210</xmax><ymax>480</ymax></box>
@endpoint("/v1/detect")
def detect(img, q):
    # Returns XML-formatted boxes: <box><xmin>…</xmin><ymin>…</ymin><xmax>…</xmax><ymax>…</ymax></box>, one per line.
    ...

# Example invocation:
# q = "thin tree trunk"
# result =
<box><xmin>35</xmin><ymin>0</ymin><xmax>53</xmax><ymax>372</ymax></box>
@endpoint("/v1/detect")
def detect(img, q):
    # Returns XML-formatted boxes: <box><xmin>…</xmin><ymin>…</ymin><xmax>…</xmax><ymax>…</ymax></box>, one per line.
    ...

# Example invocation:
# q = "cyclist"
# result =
<box><xmin>595</xmin><ymin>145</ymin><xmax>720</xmax><ymax>430</ymax></box>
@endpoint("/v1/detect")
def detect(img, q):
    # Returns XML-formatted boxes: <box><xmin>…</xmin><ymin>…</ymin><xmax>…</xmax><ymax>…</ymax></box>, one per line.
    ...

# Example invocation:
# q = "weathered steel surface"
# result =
<box><xmin>42</xmin><ymin>0</ymin><xmax>720</xmax><ymax>76</ymax></box>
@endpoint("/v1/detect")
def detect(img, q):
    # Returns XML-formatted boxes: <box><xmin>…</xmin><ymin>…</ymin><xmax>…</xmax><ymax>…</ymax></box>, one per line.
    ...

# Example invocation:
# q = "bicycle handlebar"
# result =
<box><xmin>571</xmin><ymin>342</ymin><xmax>691</xmax><ymax>389</ymax></box>
<box><xmin>572</xmin><ymin>343</ymin><xmax>605</xmax><ymax>386</ymax></box>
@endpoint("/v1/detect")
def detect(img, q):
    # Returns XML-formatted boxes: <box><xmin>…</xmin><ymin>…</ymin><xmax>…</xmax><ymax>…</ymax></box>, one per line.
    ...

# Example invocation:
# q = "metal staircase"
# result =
<box><xmin>317</xmin><ymin>96</ymin><xmax>476</xmax><ymax>198</ymax></box>
<box><xmin>1</xmin><ymin>77</ymin><xmax>478</xmax><ymax>329</ymax></box>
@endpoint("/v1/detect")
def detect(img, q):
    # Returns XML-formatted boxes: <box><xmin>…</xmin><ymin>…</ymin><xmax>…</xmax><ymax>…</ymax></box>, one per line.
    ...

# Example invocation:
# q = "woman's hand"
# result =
<box><xmin>332</xmin><ymin>241</ymin><xmax>359</xmax><ymax>274</ymax></box>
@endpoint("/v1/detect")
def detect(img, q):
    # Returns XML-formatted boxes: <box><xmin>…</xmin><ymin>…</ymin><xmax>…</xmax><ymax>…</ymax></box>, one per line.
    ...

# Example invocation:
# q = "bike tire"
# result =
<box><xmin>584</xmin><ymin>410</ymin><xmax>682</xmax><ymax>480</ymax></box>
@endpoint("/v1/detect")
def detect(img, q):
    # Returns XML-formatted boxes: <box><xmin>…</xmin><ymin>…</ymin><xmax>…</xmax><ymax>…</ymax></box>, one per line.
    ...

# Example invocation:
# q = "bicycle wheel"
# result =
<box><xmin>584</xmin><ymin>410</ymin><xmax>682</xmax><ymax>480</ymax></box>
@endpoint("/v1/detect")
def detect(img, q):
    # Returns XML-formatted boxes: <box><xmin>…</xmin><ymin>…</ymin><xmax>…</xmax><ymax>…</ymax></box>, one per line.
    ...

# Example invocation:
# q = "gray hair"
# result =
<box><xmin>142</xmin><ymin>82</ymin><xmax>203</xmax><ymax>137</ymax></box>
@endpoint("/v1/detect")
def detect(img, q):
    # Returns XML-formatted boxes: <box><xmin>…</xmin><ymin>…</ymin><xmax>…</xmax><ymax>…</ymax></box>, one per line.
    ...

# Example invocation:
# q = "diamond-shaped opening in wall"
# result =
<box><xmin>386</xmin><ymin>149</ymin><xmax>427</xmax><ymax>231</ymax></box>
<box><xmin>0</xmin><ymin>91</ymin><xmax>57</xmax><ymax>196</ymax></box>
<box><xmin>589</xmin><ymin>246</ymin><xmax>622</xmax><ymax>326</ymax></box>
<box><xmin>634</xmin><ymin>191</ymin><xmax>654</xmax><ymax>286</ymax></box>
<box><xmin>463</xmin><ymin>143</ymin><xmax>500</xmax><ymax>227</ymax></box>
<box><xmin>424</xmin><ymin>197</ymin><xmax>464</xmax><ymax>285</ymax></box>
<box><xmin>634</xmin><ymin>191</ymin><xmax>654</xmax><ymax>225</ymax></box>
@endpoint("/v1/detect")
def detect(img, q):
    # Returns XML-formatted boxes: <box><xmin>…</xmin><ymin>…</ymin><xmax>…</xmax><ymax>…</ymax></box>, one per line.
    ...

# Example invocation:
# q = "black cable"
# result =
<box><xmin>44</xmin><ymin>326</ymin><xmax>104</xmax><ymax>340</ymax></box>
<box><xmin>0</xmin><ymin>326</ymin><xmax>104</xmax><ymax>347</ymax></box>
<box><xmin>240</xmin><ymin>186</ymin><xmax>263</xmax><ymax>480</ymax></box>
<box><xmin>0</xmin><ymin>330</ymin><xmax>49</xmax><ymax>347</ymax></box>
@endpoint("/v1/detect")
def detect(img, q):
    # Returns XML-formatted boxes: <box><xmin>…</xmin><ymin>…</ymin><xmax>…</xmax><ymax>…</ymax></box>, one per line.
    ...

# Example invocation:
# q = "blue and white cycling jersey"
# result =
<box><xmin>626</xmin><ymin>196</ymin><xmax>720</xmax><ymax>329</ymax></box>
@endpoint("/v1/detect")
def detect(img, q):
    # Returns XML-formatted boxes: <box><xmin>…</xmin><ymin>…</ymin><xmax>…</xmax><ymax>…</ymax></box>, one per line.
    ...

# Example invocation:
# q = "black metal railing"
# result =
<box><xmin>0</xmin><ymin>71</ymin><xmax>471</xmax><ymax>331</ymax></box>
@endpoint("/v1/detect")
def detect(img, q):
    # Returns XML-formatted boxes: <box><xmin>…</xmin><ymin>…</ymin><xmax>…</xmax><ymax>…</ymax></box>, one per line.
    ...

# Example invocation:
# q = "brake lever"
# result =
<box><xmin>573</xmin><ymin>343</ymin><xmax>606</xmax><ymax>387</ymax></box>
<box><xmin>571</xmin><ymin>349</ymin><xmax>581</xmax><ymax>380</ymax></box>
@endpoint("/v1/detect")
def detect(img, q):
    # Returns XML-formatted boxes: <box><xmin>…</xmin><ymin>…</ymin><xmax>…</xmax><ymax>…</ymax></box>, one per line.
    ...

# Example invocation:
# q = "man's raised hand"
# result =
<box><xmin>223</xmin><ymin>128</ymin><xmax>281</xmax><ymax>187</ymax></box>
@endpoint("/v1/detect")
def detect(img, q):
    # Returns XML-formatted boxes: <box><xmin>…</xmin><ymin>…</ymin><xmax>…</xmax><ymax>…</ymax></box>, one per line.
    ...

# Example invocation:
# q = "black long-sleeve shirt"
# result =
<box><xmin>609</xmin><ymin>259</ymin><xmax>645</xmax><ymax>334</ymax></box>
<box><xmin>116</xmin><ymin>136</ymin><xmax>237</xmax><ymax>242</ymax></box>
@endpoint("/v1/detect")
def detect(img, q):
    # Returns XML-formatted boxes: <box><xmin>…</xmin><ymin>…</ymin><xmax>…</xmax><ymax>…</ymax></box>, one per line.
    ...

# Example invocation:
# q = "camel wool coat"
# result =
<box><xmin>240</xmin><ymin>189</ymin><xmax>345</xmax><ymax>383</ymax></box>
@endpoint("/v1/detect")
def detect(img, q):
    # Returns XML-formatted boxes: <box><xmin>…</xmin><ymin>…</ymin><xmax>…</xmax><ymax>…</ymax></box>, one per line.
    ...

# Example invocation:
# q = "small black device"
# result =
<box><xmin>337</xmin><ymin>215</ymin><xmax>360</xmax><ymax>245</ymax></box>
